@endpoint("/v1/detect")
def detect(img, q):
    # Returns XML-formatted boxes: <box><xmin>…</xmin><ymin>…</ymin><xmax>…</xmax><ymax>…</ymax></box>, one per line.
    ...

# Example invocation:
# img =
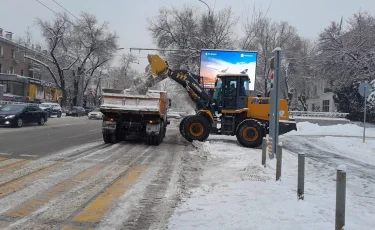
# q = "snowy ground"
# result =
<box><xmin>168</xmin><ymin>122</ymin><xmax>375</xmax><ymax>230</ymax></box>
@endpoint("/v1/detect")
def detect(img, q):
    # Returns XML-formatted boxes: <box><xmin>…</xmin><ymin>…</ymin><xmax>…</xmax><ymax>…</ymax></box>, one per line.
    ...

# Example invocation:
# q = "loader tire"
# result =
<box><xmin>183</xmin><ymin>115</ymin><xmax>210</xmax><ymax>142</ymax></box>
<box><xmin>179</xmin><ymin>115</ymin><xmax>193</xmax><ymax>138</ymax></box>
<box><xmin>235</xmin><ymin>119</ymin><xmax>264</xmax><ymax>148</ymax></box>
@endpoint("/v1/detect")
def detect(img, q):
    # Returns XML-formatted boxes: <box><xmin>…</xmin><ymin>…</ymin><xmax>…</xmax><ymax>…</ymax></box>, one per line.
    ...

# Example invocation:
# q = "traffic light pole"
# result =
<box><xmin>269</xmin><ymin>47</ymin><xmax>281</xmax><ymax>159</ymax></box>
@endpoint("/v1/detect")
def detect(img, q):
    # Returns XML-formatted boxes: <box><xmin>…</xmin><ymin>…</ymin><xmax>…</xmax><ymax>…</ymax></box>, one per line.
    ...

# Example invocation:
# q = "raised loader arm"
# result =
<box><xmin>147</xmin><ymin>54</ymin><xmax>215</xmax><ymax>117</ymax></box>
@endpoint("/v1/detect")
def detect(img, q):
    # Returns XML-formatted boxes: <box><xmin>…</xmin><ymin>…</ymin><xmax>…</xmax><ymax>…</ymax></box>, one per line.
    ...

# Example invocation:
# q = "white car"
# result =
<box><xmin>88</xmin><ymin>109</ymin><xmax>103</xmax><ymax>119</ymax></box>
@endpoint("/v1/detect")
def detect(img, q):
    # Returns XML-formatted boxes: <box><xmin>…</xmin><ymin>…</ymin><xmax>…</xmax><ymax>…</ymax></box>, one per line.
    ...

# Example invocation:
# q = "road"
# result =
<box><xmin>0</xmin><ymin>116</ymin><xmax>201</xmax><ymax>230</ymax></box>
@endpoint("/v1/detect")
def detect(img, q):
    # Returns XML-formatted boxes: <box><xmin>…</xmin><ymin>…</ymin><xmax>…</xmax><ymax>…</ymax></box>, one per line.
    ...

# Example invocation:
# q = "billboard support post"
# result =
<box><xmin>269</xmin><ymin>47</ymin><xmax>281</xmax><ymax>159</ymax></box>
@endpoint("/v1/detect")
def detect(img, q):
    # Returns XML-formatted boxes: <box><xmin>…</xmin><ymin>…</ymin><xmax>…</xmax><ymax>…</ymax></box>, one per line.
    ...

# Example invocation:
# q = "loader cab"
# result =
<box><xmin>214</xmin><ymin>74</ymin><xmax>249</xmax><ymax>111</ymax></box>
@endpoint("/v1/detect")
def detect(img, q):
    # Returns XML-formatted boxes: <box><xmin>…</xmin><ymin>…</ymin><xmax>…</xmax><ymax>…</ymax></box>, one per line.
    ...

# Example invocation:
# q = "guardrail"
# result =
<box><xmin>0</xmin><ymin>100</ymin><xmax>39</xmax><ymax>106</ymax></box>
<box><xmin>289</xmin><ymin>111</ymin><xmax>349</xmax><ymax>118</ymax></box>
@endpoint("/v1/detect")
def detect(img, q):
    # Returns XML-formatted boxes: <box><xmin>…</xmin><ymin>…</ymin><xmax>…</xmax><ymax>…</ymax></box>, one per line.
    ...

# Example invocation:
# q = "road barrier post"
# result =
<box><xmin>336</xmin><ymin>165</ymin><xmax>346</xmax><ymax>230</ymax></box>
<box><xmin>276</xmin><ymin>142</ymin><xmax>282</xmax><ymax>181</ymax></box>
<box><xmin>262</xmin><ymin>137</ymin><xmax>267</xmax><ymax>167</ymax></box>
<box><xmin>297</xmin><ymin>152</ymin><xmax>305</xmax><ymax>200</ymax></box>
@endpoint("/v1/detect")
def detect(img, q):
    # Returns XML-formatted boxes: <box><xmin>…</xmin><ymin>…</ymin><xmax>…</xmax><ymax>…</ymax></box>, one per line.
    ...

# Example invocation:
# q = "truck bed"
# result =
<box><xmin>100</xmin><ymin>90</ymin><xmax>167</xmax><ymax>116</ymax></box>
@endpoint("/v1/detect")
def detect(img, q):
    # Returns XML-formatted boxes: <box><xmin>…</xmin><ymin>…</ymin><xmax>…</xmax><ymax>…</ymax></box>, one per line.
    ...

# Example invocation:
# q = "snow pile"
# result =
<box><xmin>168</xmin><ymin>135</ymin><xmax>375</xmax><ymax>230</ymax></box>
<box><xmin>285</xmin><ymin>121</ymin><xmax>375</xmax><ymax>137</ymax></box>
<box><xmin>191</xmin><ymin>141</ymin><xmax>212</xmax><ymax>160</ymax></box>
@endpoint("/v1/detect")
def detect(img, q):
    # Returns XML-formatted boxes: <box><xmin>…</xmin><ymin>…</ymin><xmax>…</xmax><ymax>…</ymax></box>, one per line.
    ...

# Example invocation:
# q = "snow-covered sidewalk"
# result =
<box><xmin>167</xmin><ymin>123</ymin><xmax>375</xmax><ymax>230</ymax></box>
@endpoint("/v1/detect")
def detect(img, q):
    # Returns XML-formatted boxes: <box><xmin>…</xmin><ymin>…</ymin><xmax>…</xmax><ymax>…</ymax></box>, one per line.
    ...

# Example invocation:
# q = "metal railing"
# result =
<box><xmin>289</xmin><ymin>111</ymin><xmax>349</xmax><ymax>118</ymax></box>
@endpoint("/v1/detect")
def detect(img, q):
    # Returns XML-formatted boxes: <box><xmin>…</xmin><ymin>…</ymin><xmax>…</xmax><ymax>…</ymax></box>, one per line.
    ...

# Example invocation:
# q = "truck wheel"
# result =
<box><xmin>160</xmin><ymin>120</ymin><xmax>165</xmax><ymax>141</ymax></box>
<box><xmin>235</xmin><ymin>119</ymin><xmax>264</xmax><ymax>148</ymax></box>
<box><xmin>183</xmin><ymin>115</ymin><xmax>210</xmax><ymax>142</ymax></box>
<box><xmin>103</xmin><ymin>134</ymin><xmax>111</xmax><ymax>143</ymax></box>
<box><xmin>110</xmin><ymin>134</ymin><xmax>118</xmax><ymax>144</ymax></box>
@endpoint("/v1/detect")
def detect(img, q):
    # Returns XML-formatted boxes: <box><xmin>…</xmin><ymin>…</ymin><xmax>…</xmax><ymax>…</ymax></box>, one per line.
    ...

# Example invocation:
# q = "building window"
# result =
<box><xmin>10</xmin><ymin>67</ymin><xmax>14</xmax><ymax>74</ymax></box>
<box><xmin>13</xmin><ymin>82</ymin><xmax>24</xmax><ymax>96</ymax></box>
<box><xmin>0</xmin><ymin>46</ymin><xmax>3</xmax><ymax>56</ymax></box>
<box><xmin>21</xmin><ymin>70</ymin><xmax>24</xmax><ymax>76</ymax></box>
<box><xmin>322</xmin><ymin>100</ymin><xmax>330</xmax><ymax>112</ymax></box>
<box><xmin>0</xmin><ymin>80</ymin><xmax>11</xmax><ymax>93</ymax></box>
<box><xmin>313</xmin><ymin>86</ymin><xmax>318</xmax><ymax>96</ymax></box>
<box><xmin>11</xmin><ymin>49</ymin><xmax>15</xmax><ymax>59</ymax></box>
<box><xmin>0</xmin><ymin>63</ymin><xmax>2</xmax><ymax>73</ymax></box>
<box><xmin>312</xmin><ymin>104</ymin><xmax>315</xmax><ymax>111</ymax></box>
<box><xmin>323</xmin><ymin>88</ymin><xmax>332</xmax><ymax>93</ymax></box>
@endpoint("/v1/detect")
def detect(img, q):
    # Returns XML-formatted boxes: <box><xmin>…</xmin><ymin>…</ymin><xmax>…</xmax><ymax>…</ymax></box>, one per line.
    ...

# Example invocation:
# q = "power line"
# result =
<box><xmin>51</xmin><ymin>0</ymin><xmax>79</xmax><ymax>20</ymax></box>
<box><xmin>35</xmin><ymin>0</ymin><xmax>76</xmax><ymax>26</ymax></box>
<box><xmin>35</xmin><ymin>0</ymin><xmax>59</xmax><ymax>16</ymax></box>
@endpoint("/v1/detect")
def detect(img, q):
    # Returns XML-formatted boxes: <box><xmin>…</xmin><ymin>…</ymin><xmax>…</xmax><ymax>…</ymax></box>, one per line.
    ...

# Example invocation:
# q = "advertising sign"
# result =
<box><xmin>199</xmin><ymin>49</ymin><xmax>257</xmax><ymax>90</ymax></box>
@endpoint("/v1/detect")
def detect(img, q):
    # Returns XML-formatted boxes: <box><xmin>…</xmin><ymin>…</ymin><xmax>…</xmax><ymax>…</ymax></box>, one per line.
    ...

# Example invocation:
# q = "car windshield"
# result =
<box><xmin>40</xmin><ymin>104</ymin><xmax>51</xmax><ymax>108</ymax></box>
<box><xmin>0</xmin><ymin>105</ymin><xmax>26</xmax><ymax>112</ymax></box>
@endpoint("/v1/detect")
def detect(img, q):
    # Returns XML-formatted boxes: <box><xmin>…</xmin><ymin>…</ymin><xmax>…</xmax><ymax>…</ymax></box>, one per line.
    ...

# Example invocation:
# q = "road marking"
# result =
<box><xmin>0</xmin><ymin>160</ymin><xmax>32</xmax><ymax>174</ymax></box>
<box><xmin>61</xmin><ymin>226</ymin><xmax>93</xmax><ymax>230</ymax></box>
<box><xmin>0</xmin><ymin>162</ymin><xmax>64</xmax><ymax>199</ymax></box>
<box><xmin>0</xmin><ymin>153</ymin><xmax>11</xmax><ymax>156</ymax></box>
<box><xmin>0</xmin><ymin>159</ymin><xmax>24</xmax><ymax>168</ymax></box>
<box><xmin>19</xmin><ymin>154</ymin><xmax>38</xmax><ymax>158</ymax></box>
<box><xmin>72</xmin><ymin>166</ymin><xmax>147</xmax><ymax>223</ymax></box>
<box><xmin>7</xmin><ymin>163</ymin><xmax>106</xmax><ymax>218</ymax></box>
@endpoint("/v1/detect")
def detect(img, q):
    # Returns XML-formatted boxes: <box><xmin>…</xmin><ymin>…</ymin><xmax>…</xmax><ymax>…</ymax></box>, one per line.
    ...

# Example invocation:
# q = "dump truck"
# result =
<box><xmin>100</xmin><ymin>89</ymin><xmax>169</xmax><ymax>145</ymax></box>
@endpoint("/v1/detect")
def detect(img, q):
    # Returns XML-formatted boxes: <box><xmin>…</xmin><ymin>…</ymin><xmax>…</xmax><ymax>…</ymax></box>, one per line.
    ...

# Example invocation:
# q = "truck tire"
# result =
<box><xmin>110</xmin><ymin>133</ymin><xmax>119</xmax><ymax>144</ymax></box>
<box><xmin>182</xmin><ymin>115</ymin><xmax>210</xmax><ymax>142</ymax></box>
<box><xmin>103</xmin><ymin>134</ymin><xmax>111</xmax><ymax>143</ymax></box>
<box><xmin>235</xmin><ymin>119</ymin><xmax>264</xmax><ymax>148</ymax></box>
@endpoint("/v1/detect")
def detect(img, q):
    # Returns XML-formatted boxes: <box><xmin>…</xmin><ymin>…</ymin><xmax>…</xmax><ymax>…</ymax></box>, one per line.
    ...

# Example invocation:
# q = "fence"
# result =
<box><xmin>289</xmin><ymin>111</ymin><xmax>349</xmax><ymax>118</ymax></box>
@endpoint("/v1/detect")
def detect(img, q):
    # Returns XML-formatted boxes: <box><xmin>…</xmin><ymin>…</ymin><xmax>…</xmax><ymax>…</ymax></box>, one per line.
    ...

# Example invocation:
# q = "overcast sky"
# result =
<box><xmin>1</xmin><ymin>0</ymin><xmax>375</xmax><ymax>71</ymax></box>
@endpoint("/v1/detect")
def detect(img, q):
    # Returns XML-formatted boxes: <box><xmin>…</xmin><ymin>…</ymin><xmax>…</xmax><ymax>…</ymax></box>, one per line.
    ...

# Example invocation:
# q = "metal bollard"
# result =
<box><xmin>297</xmin><ymin>153</ymin><xmax>305</xmax><ymax>200</ymax></box>
<box><xmin>336</xmin><ymin>165</ymin><xmax>346</xmax><ymax>230</ymax></box>
<box><xmin>276</xmin><ymin>142</ymin><xmax>282</xmax><ymax>181</ymax></box>
<box><xmin>268</xmin><ymin>137</ymin><xmax>273</xmax><ymax>159</ymax></box>
<box><xmin>262</xmin><ymin>137</ymin><xmax>267</xmax><ymax>167</ymax></box>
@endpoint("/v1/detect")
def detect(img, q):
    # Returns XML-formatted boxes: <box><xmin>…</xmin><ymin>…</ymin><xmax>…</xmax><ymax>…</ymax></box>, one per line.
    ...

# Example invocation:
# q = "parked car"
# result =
<box><xmin>88</xmin><ymin>108</ymin><xmax>103</xmax><ymax>119</ymax></box>
<box><xmin>65</xmin><ymin>106</ymin><xmax>86</xmax><ymax>117</ymax></box>
<box><xmin>84</xmin><ymin>106</ymin><xmax>96</xmax><ymax>115</ymax></box>
<box><xmin>0</xmin><ymin>104</ymin><xmax>48</xmax><ymax>127</ymax></box>
<box><xmin>39</xmin><ymin>102</ymin><xmax>62</xmax><ymax>118</ymax></box>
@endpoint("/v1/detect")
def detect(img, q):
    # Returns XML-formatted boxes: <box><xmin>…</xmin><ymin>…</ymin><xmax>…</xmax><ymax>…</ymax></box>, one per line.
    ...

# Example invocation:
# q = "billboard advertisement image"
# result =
<box><xmin>199</xmin><ymin>49</ymin><xmax>257</xmax><ymax>90</ymax></box>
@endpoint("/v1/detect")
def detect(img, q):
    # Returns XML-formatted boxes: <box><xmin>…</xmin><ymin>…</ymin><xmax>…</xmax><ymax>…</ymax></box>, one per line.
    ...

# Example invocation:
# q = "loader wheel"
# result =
<box><xmin>236</xmin><ymin>119</ymin><xmax>264</xmax><ymax>148</ymax></box>
<box><xmin>179</xmin><ymin>115</ymin><xmax>193</xmax><ymax>138</ymax></box>
<box><xmin>183</xmin><ymin>115</ymin><xmax>210</xmax><ymax>142</ymax></box>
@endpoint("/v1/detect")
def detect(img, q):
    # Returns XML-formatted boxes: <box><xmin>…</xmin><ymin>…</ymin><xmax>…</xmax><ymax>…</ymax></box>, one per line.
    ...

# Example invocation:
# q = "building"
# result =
<box><xmin>0</xmin><ymin>28</ymin><xmax>62</xmax><ymax>103</ymax></box>
<box><xmin>306</xmin><ymin>79</ymin><xmax>337</xmax><ymax>112</ymax></box>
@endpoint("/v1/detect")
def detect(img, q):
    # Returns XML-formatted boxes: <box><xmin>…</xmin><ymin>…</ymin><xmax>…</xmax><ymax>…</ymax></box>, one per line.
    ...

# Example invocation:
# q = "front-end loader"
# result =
<box><xmin>143</xmin><ymin>54</ymin><xmax>296</xmax><ymax>148</ymax></box>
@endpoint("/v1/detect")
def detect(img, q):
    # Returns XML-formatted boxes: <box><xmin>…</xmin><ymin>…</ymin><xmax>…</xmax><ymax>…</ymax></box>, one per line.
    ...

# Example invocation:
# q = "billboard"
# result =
<box><xmin>199</xmin><ymin>49</ymin><xmax>257</xmax><ymax>90</ymax></box>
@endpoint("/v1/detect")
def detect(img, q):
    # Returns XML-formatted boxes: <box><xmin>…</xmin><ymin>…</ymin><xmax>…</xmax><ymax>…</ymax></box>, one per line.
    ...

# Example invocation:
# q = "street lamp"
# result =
<box><xmin>198</xmin><ymin>0</ymin><xmax>211</xmax><ymax>16</ymax></box>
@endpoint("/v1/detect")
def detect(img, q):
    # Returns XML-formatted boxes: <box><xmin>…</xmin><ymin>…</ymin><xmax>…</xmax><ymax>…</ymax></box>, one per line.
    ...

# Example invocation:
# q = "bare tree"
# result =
<box><xmin>241</xmin><ymin>9</ymin><xmax>301</xmax><ymax>97</ymax></box>
<box><xmin>317</xmin><ymin>11</ymin><xmax>375</xmax><ymax>89</ymax></box>
<box><xmin>147</xmin><ymin>5</ymin><xmax>238</xmax><ymax>72</ymax></box>
<box><xmin>25</xmin><ymin>12</ymin><xmax>79</xmax><ymax>106</ymax></box>
<box><xmin>71</xmin><ymin>12</ymin><xmax>119</xmax><ymax>106</ymax></box>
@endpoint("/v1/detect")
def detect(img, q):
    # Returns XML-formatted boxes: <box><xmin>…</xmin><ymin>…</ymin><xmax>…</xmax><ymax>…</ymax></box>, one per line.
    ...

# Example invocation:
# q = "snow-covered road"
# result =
<box><xmin>0</xmin><ymin>119</ymin><xmax>201</xmax><ymax>230</ymax></box>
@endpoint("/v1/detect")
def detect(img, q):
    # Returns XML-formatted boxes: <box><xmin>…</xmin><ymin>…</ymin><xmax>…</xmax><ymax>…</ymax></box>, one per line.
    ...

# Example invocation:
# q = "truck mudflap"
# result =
<box><xmin>279</xmin><ymin>119</ymin><xmax>297</xmax><ymax>135</ymax></box>
<box><xmin>146</xmin><ymin>123</ymin><xmax>160</xmax><ymax>135</ymax></box>
<box><xmin>102</xmin><ymin>120</ymin><xmax>117</xmax><ymax>134</ymax></box>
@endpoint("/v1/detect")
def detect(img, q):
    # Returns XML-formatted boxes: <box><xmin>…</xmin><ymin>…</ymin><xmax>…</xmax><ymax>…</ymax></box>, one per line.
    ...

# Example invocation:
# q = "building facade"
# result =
<box><xmin>0</xmin><ymin>28</ymin><xmax>62</xmax><ymax>103</ymax></box>
<box><xmin>306</xmin><ymin>79</ymin><xmax>337</xmax><ymax>112</ymax></box>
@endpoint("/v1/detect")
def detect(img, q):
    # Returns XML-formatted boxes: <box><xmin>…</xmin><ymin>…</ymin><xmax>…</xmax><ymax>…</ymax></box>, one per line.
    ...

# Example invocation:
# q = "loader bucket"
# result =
<box><xmin>147</xmin><ymin>54</ymin><xmax>168</xmax><ymax>76</ymax></box>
